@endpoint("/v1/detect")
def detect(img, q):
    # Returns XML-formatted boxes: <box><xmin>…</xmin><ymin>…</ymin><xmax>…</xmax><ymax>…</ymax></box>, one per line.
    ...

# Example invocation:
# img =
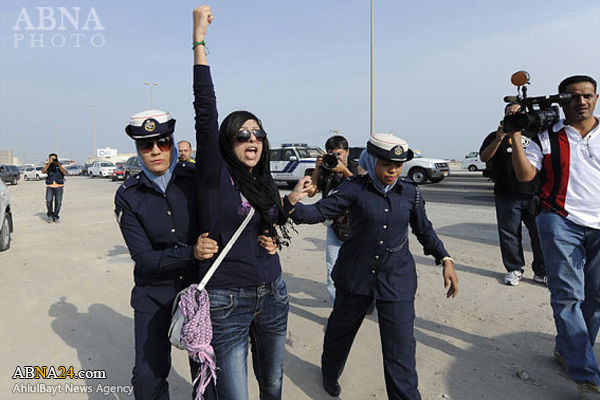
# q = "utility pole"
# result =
<box><xmin>143</xmin><ymin>81</ymin><xmax>158</xmax><ymax>109</ymax></box>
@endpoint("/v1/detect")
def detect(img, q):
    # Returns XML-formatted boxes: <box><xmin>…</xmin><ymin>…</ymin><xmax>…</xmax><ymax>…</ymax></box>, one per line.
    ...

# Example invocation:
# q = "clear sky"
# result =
<box><xmin>1</xmin><ymin>0</ymin><xmax>599</xmax><ymax>164</ymax></box>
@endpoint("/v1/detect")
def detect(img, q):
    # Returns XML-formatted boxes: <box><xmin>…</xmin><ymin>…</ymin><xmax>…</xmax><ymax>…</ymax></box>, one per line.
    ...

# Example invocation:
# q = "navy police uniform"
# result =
<box><xmin>115</xmin><ymin>110</ymin><xmax>201</xmax><ymax>400</ymax></box>
<box><xmin>284</xmin><ymin>135</ymin><xmax>451</xmax><ymax>400</ymax></box>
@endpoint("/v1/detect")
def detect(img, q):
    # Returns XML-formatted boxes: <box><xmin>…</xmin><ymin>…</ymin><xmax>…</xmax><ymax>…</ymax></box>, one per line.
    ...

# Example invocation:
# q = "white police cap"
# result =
<box><xmin>125</xmin><ymin>109</ymin><xmax>176</xmax><ymax>140</ymax></box>
<box><xmin>366</xmin><ymin>132</ymin><xmax>414</xmax><ymax>162</ymax></box>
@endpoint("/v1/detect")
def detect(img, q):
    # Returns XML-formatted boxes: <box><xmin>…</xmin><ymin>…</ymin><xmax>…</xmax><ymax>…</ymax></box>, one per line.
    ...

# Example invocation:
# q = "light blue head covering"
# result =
<box><xmin>137</xmin><ymin>134</ymin><xmax>179</xmax><ymax>193</ymax></box>
<box><xmin>358</xmin><ymin>149</ymin><xmax>399</xmax><ymax>194</ymax></box>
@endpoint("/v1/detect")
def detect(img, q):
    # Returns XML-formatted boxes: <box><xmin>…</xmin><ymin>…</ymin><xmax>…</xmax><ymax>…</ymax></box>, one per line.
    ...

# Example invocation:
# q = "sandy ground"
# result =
<box><xmin>0</xmin><ymin>174</ymin><xmax>597</xmax><ymax>400</ymax></box>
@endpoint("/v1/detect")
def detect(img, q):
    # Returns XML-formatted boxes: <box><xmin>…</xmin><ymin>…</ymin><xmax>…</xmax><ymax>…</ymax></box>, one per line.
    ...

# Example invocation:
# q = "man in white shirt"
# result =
<box><xmin>509</xmin><ymin>75</ymin><xmax>600</xmax><ymax>398</ymax></box>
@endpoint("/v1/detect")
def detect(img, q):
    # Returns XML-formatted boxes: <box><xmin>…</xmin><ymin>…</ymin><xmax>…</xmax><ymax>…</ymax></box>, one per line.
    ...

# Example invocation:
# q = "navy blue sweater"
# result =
<box><xmin>194</xmin><ymin>65</ymin><xmax>282</xmax><ymax>288</ymax></box>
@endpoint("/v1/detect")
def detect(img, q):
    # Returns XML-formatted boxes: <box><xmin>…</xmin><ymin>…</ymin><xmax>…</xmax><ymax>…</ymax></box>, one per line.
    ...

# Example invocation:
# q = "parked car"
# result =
<box><xmin>0</xmin><ymin>164</ymin><xmax>20</xmax><ymax>185</ymax></box>
<box><xmin>89</xmin><ymin>161</ymin><xmax>116</xmax><ymax>178</ymax></box>
<box><xmin>65</xmin><ymin>165</ymin><xmax>83</xmax><ymax>176</ymax></box>
<box><xmin>346</xmin><ymin>148</ymin><xmax>450</xmax><ymax>184</ymax></box>
<box><xmin>270</xmin><ymin>143</ymin><xmax>324</xmax><ymax>188</ymax></box>
<box><xmin>82</xmin><ymin>163</ymin><xmax>93</xmax><ymax>176</ymax></box>
<box><xmin>111</xmin><ymin>165</ymin><xmax>126</xmax><ymax>181</ymax></box>
<box><xmin>124</xmin><ymin>156</ymin><xmax>142</xmax><ymax>179</ymax></box>
<box><xmin>461</xmin><ymin>151</ymin><xmax>487</xmax><ymax>172</ymax></box>
<box><xmin>0</xmin><ymin>179</ymin><xmax>13</xmax><ymax>251</ymax></box>
<box><xmin>23</xmin><ymin>166</ymin><xmax>47</xmax><ymax>181</ymax></box>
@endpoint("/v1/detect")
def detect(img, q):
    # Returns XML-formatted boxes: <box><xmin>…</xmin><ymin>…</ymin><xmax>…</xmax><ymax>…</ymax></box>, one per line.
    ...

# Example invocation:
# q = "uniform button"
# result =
<box><xmin>383</xmin><ymin>225</ymin><xmax>387</xmax><ymax>230</ymax></box>
<box><xmin>136</xmin><ymin>175</ymin><xmax>140</xmax><ymax>180</ymax></box>
<box><xmin>370</xmin><ymin>269</ymin><xmax>376</xmax><ymax>274</ymax></box>
<box><xmin>179</xmin><ymin>276</ymin><xmax>183</xmax><ymax>280</ymax></box>
<box><xmin>379</xmin><ymin>240</ymin><xmax>384</xmax><ymax>245</ymax></box>
<box><xmin>167</xmin><ymin>210</ymin><xmax>172</xmax><ymax>216</ymax></box>
<box><xmin>384</xmin><ymin>208</ymin><xmax>389</xmax><ymax>213</ymax></box>
<box><xmin>174</xmin><ymin>245</ymin><xmax>178</xmax><ymax>249</ymax></box>
<box><xmin>374</xmin><ymin>255</ymin><xmax>379</xmax><ymax>260</ymax></box>
<box><xmin>170</xmin><ymin>228</ymin><xmax>176</xmax><ymax>233</ymax></box>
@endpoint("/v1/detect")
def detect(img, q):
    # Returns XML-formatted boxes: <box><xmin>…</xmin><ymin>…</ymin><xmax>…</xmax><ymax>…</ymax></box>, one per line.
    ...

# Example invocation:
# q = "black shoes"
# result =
<box><xmin>323</xmin><ymin>379</ymin><xmax>341</xmax><ymax>397</ymax></box>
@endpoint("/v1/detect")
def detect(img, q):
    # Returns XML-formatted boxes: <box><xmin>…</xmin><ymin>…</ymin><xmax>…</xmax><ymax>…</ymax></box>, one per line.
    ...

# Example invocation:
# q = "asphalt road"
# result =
<box><xmin>417</xmin><ymin>172</ymin><xmax>495</xmax><ymax>207</ymax></box>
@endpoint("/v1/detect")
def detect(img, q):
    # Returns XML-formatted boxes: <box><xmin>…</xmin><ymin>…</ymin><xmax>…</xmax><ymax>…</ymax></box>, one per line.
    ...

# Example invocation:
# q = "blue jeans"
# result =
<box><xmin>495</xmin><ymin>194</ymin><xmax>545</xmax><ymax>275</ymax></box>
<box><xmin>207</xmin><ymin>274</ymin><xmax>289</xmax><ymax>400</ymax></box>
<box><xmin>536</xmin><ymin>210</ymin><xmax>600</xmax><ymax>386</ymax></box>
<box><xmin>45</xmin><ymin>186</ymin><xmax>64</xmax><ymax>221</ymax></box>
<box><xmin>326</xmin><ymin>225</ymin><xmax>343</xmax><ymax>303</ymax></box>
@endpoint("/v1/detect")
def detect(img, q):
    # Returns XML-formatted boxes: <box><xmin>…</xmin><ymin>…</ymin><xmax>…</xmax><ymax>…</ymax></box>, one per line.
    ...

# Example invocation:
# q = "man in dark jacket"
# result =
<box><xmin>479</xmin><ymin>103</ymin><xmax>546</xmax><ymax>285</ymax></box>
<box><xmin>41</xmin><ymin>153</ymin><xmax>66</xmax><ymax>223</ymax></box>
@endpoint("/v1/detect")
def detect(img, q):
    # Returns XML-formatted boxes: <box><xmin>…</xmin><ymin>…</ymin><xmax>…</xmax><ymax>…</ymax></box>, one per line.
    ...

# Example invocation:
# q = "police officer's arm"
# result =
<box><xmin>409</xmin><ymin>190</ymin><xmax>458</xmax><ymax>298</ymax></box>
<box><xmin>115</xmin><ymin>194</ymin><xmax>197</xmax><ymax>273</ymax></box>
<box><xmin>193</xmin><ymin>5</ymin><xmax>212</xmax><ymax>66</ymax></box>
<box><xmin>508</xmin><ymin>131</ymin><xmax>537</xmax><ymax>182</ymax></box>
<box><xmin>479</xmin><ymin>124</ymin><xmax>505</xmax><ymax>162</ymax></box>
<box><xmin>285</xmin><ymin>176</ymin><xmax>354</xmax><ymax>223</ymax></box>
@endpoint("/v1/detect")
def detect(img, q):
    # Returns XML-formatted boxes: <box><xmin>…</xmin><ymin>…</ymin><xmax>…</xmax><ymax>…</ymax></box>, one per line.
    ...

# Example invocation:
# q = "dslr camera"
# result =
<box><xmin>321</xmin><ymin>153</ymin><xmax>339</xmax><ymax>170</ymax></box>
<box><xmin>502</xmin><ymin>71</ymin><xmax>571</xmax><ymax>134</ymax></box>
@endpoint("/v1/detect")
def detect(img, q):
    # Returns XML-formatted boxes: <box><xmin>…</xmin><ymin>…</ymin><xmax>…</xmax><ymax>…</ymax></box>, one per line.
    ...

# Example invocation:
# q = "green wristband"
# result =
<box><xmin>193</xmin><ymin>40</ymin><xmax>209</xmax><ymax>54</ymax></box>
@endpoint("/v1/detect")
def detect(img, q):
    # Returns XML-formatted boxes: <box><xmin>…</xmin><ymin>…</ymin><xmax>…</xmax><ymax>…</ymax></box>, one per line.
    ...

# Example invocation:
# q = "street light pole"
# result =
<box><xmin>143</xmin><ymin>81</ymin><xmax>158</xmax><ymax>109</ymax></box>
<box><xmin>54</xmin><ymin>126</ymin><xmax>60</xmax><ymax>154</ymax></box>
<box><xmin>87</xmin><ymin>104</ymin><xmax>98</xmax><ymax>158</ymax></box>
<box><xmin>370</xmin><ymin>0</ymin><xmax>375</xmax><ymax>136</ymax></box>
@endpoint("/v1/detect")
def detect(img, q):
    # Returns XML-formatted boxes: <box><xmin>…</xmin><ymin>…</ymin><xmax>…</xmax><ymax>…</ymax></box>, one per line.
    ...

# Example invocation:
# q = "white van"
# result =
<box><xmin>461</xmin><ymin>151</ymin><xmax>486</xmax><ymax>171</ymax></box>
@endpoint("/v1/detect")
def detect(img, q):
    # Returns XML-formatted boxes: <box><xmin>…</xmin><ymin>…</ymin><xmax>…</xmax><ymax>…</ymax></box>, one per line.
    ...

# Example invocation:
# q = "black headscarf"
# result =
<box><xmin>218</xmin><ymin>111</ymin><xmax>292</xmax><ymax>247</ymax></box>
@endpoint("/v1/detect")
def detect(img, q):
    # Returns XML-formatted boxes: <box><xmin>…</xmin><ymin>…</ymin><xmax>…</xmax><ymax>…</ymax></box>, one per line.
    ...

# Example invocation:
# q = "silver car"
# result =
<box><xmin>23</xmin><ymin>166</ymin><xmax>48</xmax><ymax>181</ymax></box>
<box><xmin>0</xmin><ymin>179</ymin><xmax>13</xmax><ymax>251</ymax></box>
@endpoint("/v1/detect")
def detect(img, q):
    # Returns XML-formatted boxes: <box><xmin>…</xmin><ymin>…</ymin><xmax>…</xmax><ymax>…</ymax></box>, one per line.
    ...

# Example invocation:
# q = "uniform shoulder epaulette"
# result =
<box><xmin>400</xmin><ymin>177</ymin><xmax>418</xmax><ymax>186</ymax></box>
<box><xmin>119</xmin><ymin>174</ymin><xmax>142</xmax><ymax>191</ymax></box>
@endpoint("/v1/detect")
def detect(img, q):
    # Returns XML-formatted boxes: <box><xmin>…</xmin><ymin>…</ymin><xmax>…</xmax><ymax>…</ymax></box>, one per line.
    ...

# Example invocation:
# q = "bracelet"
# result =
<box><xmin>441</xmin><ymin>256</ymin><xmax>454</xmax><ymax>264</ymax></box>
<box><xmin>193</xmin><ymin>40</ymin><xmax>209</xmax><ymax>54</ymax></box>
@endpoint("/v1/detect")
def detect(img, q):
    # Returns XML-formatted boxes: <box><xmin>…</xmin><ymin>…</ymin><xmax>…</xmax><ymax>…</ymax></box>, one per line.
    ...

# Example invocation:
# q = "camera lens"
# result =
<box><xmin>322</xmin><ymin>153</ymin><xmax>339</xmax><ymax>170</ymax></box>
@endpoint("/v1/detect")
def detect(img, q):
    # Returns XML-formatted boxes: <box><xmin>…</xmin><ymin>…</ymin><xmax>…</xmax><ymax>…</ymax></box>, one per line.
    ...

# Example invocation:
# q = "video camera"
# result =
<box><xmin>502</xmin><ymin>71</ymin><xmax>571</xmax><ymax>134</ymax></box>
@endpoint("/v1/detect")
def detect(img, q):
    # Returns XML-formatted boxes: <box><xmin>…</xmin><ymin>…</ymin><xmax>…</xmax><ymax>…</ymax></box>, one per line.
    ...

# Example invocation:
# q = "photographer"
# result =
<box><xmin>308</xmin><ymin>135</ymin><xmax>358</xmax><ymax>305</ymax></box>
<box><xmin>509</xmin><ymin>75</ymin><xmax>600</xmax><ymax>397</ymax></box>
<box><xmin>479</xmin><ymin>103</ymin><xmax>546</xmax><ymax>286</ymax></box>
<box><xmin>41</xmin><ymin>153</ymin><xmax>66</xmax><ymax>223</ymax></box>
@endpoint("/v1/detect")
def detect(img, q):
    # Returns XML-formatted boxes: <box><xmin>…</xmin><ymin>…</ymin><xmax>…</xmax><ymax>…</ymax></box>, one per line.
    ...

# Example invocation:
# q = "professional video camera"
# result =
<box><xmin>502</xmin><ymin>71</ymin><xmax>571</xmax><ymax>134</ymax></box>
<box><xmin>321</xmin><ymin>153</ymin><xmax>339</xmax><ymax>170</ymax></box>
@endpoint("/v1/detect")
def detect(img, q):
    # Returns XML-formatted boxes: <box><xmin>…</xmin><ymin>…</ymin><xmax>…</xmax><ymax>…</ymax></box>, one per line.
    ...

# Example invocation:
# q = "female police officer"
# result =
<box><xmin>285</xmin><ymin>133</ymin><xmax>459</xmax><ymax>400</ymax></box>
<box><xmin>114</xmin><ymin>110</ymin><xmax>202</xmax><ymax>399</ymax></box>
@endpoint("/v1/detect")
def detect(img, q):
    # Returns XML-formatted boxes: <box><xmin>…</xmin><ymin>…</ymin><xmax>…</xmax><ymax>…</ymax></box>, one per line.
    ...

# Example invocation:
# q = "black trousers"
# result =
<box><xmin>321</xmin><ymin>289</ymin><xmax>420</xmax><ymax>400</ymax></box>
<box><xmin>133</xmin><ymin>307</ymin><xmax>202</xmax><ymax>400</ymax></box>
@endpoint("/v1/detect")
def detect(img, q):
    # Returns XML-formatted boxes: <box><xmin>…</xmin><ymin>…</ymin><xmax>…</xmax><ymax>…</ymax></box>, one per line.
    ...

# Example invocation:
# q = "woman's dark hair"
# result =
<box><xmin>218</xmin><ymin>110</ymin><xmax>271</xmax><ymax>176</ymax></box>
<box><xmin>217</xmin><ymin>110</ymin><xmax>291</xmax><ymax>246</ymax></box>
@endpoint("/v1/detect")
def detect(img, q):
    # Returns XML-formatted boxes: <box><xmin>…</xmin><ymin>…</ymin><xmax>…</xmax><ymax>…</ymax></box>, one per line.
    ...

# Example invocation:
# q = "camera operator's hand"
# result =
<box><xmin>496</xmin><ymin>123</ymin><xmax>508</xmax><ymax>141</ymax></box>
<box><xmin>314</xmin><ymin>155</ymin><xmax>323</xmax><ymax>169</ymax></box>
<box><xmin>331</xmin><ymin>161</ymin><xmax>351</xmax><ymax>176</ymax></box>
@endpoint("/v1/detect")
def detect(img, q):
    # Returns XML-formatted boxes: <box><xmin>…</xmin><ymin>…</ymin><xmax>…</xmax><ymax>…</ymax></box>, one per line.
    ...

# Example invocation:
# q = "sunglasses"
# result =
<box><xmin>136</xmin><ymin>136</ymin><xmax>173</xmax><ymax>153</ymax></box>
<box><xmin>235</xmin><ymin>129</ymin><xmax>267</xmax><ymax>143</ymax></box>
